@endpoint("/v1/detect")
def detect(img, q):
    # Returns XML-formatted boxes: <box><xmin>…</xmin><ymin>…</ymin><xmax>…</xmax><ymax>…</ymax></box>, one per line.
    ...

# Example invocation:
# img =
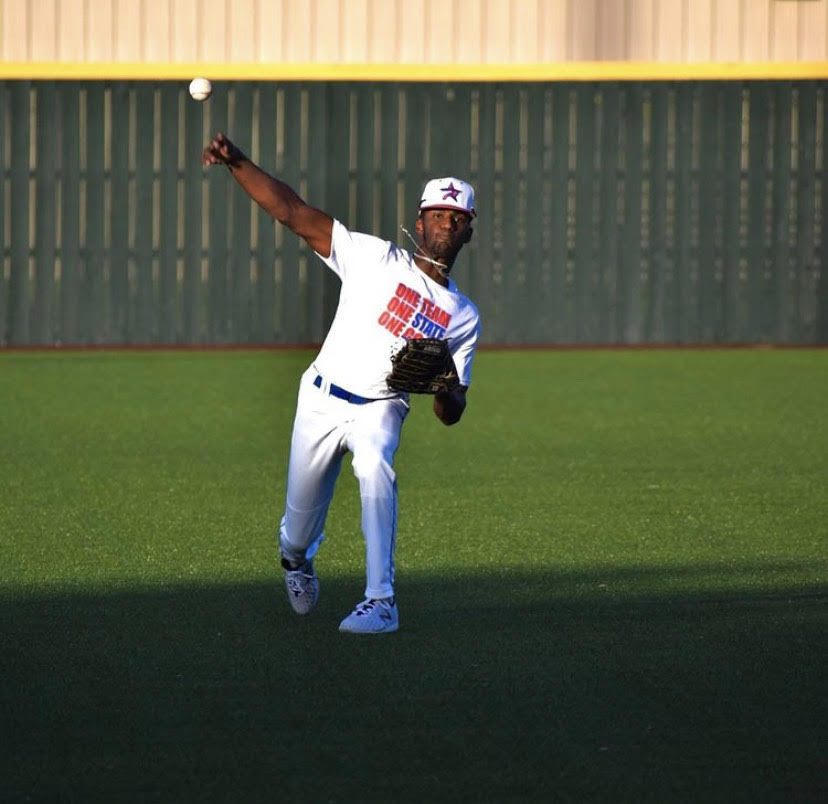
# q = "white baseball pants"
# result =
<box><xmin>278</xmin><ymin>366</ymin><xmax>409</xmax><ymax>600</ymax></box>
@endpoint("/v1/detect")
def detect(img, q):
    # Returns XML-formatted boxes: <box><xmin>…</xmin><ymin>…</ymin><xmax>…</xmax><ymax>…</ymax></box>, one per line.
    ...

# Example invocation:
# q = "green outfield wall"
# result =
<box><xmin>0</xmin><ymin>80</ymin><xmax>825</xmax><ymax>346</ymax></box>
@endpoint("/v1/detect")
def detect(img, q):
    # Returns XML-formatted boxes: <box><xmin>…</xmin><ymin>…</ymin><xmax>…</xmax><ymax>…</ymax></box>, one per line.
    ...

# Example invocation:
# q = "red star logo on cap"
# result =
<box><xmin>440</xmin><ymin>182</ymin><xmax>461</xmax><ymax>201</ymax></box>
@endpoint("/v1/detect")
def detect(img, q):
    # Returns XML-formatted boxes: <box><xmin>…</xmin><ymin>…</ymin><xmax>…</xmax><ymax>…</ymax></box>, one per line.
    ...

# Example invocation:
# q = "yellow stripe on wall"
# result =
<box><xmin>1</xmin><ymin>62</ymin><xmax>828</xmax><ymax>82</ymax></box>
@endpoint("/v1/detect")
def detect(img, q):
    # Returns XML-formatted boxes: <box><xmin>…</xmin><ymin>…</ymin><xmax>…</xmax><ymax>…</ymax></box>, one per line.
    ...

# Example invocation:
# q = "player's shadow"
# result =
<box><xmin>1</xmin><ymin>564</ymin><xmax>826</xmax><ymax>804</ymax></box>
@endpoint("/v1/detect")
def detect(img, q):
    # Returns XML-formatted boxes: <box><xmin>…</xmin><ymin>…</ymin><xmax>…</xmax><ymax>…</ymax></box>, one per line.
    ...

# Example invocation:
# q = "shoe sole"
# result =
<box><xmin>338</xmin><ymin>622</ymin><xmax>399</xmax><ymax>634</ymax></box>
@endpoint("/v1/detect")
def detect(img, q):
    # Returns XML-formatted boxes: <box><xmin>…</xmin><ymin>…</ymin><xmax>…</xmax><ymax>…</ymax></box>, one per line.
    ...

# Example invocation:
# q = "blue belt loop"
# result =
<box><xmin>313</xmin><ymin>374</ymin><xmax>372</xmax><ymax>405</ymax></box>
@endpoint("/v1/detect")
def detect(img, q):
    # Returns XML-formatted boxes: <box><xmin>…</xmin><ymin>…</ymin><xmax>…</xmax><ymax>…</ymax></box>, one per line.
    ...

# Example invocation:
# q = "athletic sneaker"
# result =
<box><xmin>282</xmin><ymin>558</ymin><xmax>319</xmax><ymax>615</ymax></box>
<box><xmin>338</xmin><ymin>597</ymin><xmax>399</xmax><ymax>634</ymax></box>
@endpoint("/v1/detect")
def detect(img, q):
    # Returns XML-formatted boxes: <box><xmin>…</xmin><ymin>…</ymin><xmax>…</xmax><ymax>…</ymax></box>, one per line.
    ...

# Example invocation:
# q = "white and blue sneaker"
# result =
<box><xmin>339</xmin><ymin>597</ymin><xmax>399</xmax><ymax>634</ymax></box>
<box><xmin>282</xmin><ymin>558</ymin><xmax>319</xmax><ymax>615</ymax></box>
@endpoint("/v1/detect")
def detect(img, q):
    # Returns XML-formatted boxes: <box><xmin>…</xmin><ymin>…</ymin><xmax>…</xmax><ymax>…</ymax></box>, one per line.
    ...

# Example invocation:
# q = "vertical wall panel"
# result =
<box><xmin>256</xmin><ymin>0</ymin><xmax>284</xmax><ymax>63</ymax></box>
<box><xmin>795</xmin><ymin>83</ymin><xmax>818</xmax><ymax>341</ymax></box>
<box><xmin>512</xmin><ymin>0</ymin><xmax>540</xmax><ymax>62</ymax></box>
<box><xmin>29</xmin><ymin>0</ymin><xmax>57</xmax><ymax>61</ymax></box>
<box><xmin>201</xmin><ymin>0</ymin><xmax>229</xmax><ymax>62</ymax></box>
<box><xmin>181</xmin><ymin>88</ymin><xmax>204</xmax><ymax>341</ymax></box>
<box><xmin>547</xmin><ymin>85</ymin><xmax>570</xmax><ymax>342</ymax></box>
<box><xmin>283</xmin><ymin>0</ymin><xmax>312</xmax><ymax>63</ymax></box>
<box><xmin>112</xmin><ymin>0</ymin><xmax>143</xmax><ymax>62</ymax></box>
<box><xmin>771</xmin><ymin>83</ymin><xmax>793</xmax><ymax>341</ymax></box>
<box><xmin>746</xmin><ymin>83</ymin><xmax>770</xmax><ymax>343</ymax></box>
<box><xmin>0</xmin><ymin>83</ymin><xmax>7</xmax><ymax>341</ymax></box>
<box><xmin>86</xmin><ymin>0</ymin><xmax>114</xmax><ymax>61</ymax></box>
<box><xmin>133</xmin><ymin>84</ymin><xmax>156</xmax><ymax>342</ymax></box>
<box><xmin>598</xmin><ymin>83</ymin><xmax>620</xmax><ymax>342</ymax></box>
<box><xmin>172</xmin><ymin>0</ymin><xmax>199</xmax><ymax>62</ymax></box>
<box><xmin>206</xmin><ymin>83</ymin><xmax>228</xmax><ymax>342</ymax></box>
<box><xmin>473</xmin><ymin>85</ymin><xmax>497</xmax><ymax>337</ymax></box>
<box><xmin>60</xmin><ymin>83</ymin><xmax>80</xmax><ymax>344</ymax></box>
<box><xmin>574</xmin><ymin>84</ymin><xmax>596</xmax><ymax>342</ymax></box>
<box><xmin>620</xmin><ymin>85</ymin><xmax>643</xmax><ymax>342</ymax></box>
<box><xmin>159</xmin><ymin>84</ymin><xmax>179</xmax><ymax>342</ymax></box>
<box><xmin>524</xmin><ymin>85</ymin><xmax>548</xmax><ymax>342</ymax></box>
<box><xmin>626</xmin><ymin>0</ymin><xmax>656</xmax><ymax>60</ymax></box>
<box><xmin>279</xmin><ymin>84</ymin><xmax>301</xmax><ymax>341</ymax></box>
<box><xmin>598</xmin><ymin>0</ymin><xmax>630</xmax><ymax>61</ymax></box>
<box><xmin>8</xmin><ymin>83</ymin><xmax>30</xmax><ymax>344</ymax></box>
<box><xmin>696</xmin><ymin>84</ymin><xmax>718</xmax><ymax>341</ymax></box>
<box><xmin>770</xmin><ymin>0</ymin><xmax>801</xmax><ymax>61</ymax></box>
<box><xmin>714</xmin><ymin>0</ymin><xmax>743</xmax><ymax>61</ymax></box>
<box><xmin>799</xmin><ymin>1</ymin><xmax>828</xmax><ymax>60</ymax></box>
<box><xmin>354</xmin><ymin>86</ymin><xmax>375</xmax><ymax>239</ymax></box>
<box><xmin>743</xmin><ymin>0</ymin><xmax>771</xmax><ymax>62</ymax></box>
<box><xmin>229</xmin><ymin>10</ymin><xmax>259</xmax><ymax>63</ymax></box>
<box><xmin>307</xmin><ymin>83</ymin><xmax>333</xmax><ymax>340</ymax></box>
<box><xmin>84</xmin><ymin>83</ymin><xmax>107</xmax><ymax>343</ymax></box>
<box><xmin>720</xmin><ymin>83</ymin><xmax>744</xmax><ymax>341</ymax></box>
<box><xmin>33</xmin><ymin>82</ymin><xmax>57</xmax><ymax>344</ymax></box>
<box><xmin>377</xmin><ymin>85</ymin><xmax>399</xmax><ymax>259</ymax></box>
<box><xmin>316</xmin><ymin>0</ymin><xmax>345</xmax><ymax>62</ymax></box>
<box><xmin>342</xmin><ymin>0</ymin><xmax>368</xmax><ymax>62</ymax></box>
<box><xmin>110</xmin><ymin>83</ymin><xmax>130</xmax><ymax>342</ymax></box>
<box><xmin>483</xmin><ymin>0</ymin><xmax>513</xmax><ymax>63</ymax></box>
<box><xmin>254</xmin><ymin>84</ymin><xmax>277</xmax><ymax>342</ymax></box>
<box><xmin>820</xmin><ymin>86</ymin><xmax>828</xmax><ymax>344</ymax></box>
<box><xmin>501</xmin><ymin>86</ymin><xmax>522</xmax><ymax>342</ymax></box>
<box><xmin>1</xmin><ymin>0</ymin><xmax>30</xmax><ymax>60</ymax></box>
<box><xmin>647</xmin><ymin>84</ymin><xmax>668</xmax><ymax>342</ymax></box>
<box><xmin>145</xmin><ymin>0</ymin><xmax>172</xmax><ymax>61</ymax></box>
<box><xmin>540</xmin><ymin>0</ymin><xmax>570</xmax><ymax>61</ymax></box>
<box><xmin>229</xmin><ymin>84</ymin><xmax>252</xmax><ymax>342</ymax></box>
<box><xmin>673</xmin><ymin>82</ymin><xmax>693</xmax><ymax>342</ymax></box>
<box><xmin>57</xmin><ymin>0</ymin><xmax>86</xmax><ymax>61</ymax></box>
<box><xmin>570</xmin><ymin>0</ymin><xmax>599</xmax><ymax>62</ymax></box>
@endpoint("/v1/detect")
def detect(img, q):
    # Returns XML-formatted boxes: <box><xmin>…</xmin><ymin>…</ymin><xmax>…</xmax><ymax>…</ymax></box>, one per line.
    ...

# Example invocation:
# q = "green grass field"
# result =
<box><xmin>1</xmin><ymin>349</ymin><xmax>826</xmax><ymax>803</ymax></box>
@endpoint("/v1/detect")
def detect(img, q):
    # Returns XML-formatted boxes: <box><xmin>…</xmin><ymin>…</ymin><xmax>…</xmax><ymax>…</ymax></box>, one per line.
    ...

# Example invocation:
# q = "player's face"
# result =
<box><xmin>416</xmin><ymin>208</ymin><xmax>473</xmax><ymax>257</ymax></box>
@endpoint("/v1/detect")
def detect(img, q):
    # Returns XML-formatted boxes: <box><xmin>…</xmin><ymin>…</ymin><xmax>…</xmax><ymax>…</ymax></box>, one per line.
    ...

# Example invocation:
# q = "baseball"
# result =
<box><xmin>188</xmin><ymin>77</ymin><xmax>212</xmax><ymax>102</ymax></box>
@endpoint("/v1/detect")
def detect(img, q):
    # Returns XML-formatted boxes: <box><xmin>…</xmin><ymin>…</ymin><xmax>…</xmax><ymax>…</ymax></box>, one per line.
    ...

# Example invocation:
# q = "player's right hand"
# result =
<box><xmin>202</xmin><ymin>132</ymin><xmax>245</xmax><ymax>168</ymax></box>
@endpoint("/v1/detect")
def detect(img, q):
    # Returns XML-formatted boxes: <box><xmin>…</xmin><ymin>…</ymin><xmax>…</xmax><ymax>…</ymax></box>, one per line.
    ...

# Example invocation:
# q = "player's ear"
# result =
<box><xmin>463</xmin><ymin>226</ymin><xmax>473</xmax><ymax>244</ymax></box>
<box><xmin>415</xmin><ymin>214</ymin><xmax>424</xmax><ymax>237</ymax></box>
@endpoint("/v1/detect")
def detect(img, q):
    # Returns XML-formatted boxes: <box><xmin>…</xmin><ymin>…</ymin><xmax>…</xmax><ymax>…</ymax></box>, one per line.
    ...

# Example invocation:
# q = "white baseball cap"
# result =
<box><xmin>419</xmin><ymin>177</ymin><xmax>476</xmax><ymax>217</ymax></box>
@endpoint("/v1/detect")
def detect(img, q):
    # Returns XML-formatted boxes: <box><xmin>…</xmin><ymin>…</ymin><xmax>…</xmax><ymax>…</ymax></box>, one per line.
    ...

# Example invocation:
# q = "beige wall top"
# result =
<box><xmin>1</xmin><ymin>0</ymin><xmax>827</xmax><ymax>78</ymax></box>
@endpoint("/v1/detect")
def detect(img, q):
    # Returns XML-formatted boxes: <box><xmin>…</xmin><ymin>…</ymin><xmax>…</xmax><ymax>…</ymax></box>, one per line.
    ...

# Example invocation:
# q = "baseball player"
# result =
<box><xmin>202</xmin><ymin>132</ymin><xmax>480</xmax><ymax>634</ymax></box>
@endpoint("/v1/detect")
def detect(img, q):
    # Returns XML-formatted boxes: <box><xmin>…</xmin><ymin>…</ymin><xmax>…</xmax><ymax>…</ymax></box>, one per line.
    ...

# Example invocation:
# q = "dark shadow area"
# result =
<box><xmin>1</xmin><ymin>567</ymin><xmax>826</xmax><ymax>803</ymax></box>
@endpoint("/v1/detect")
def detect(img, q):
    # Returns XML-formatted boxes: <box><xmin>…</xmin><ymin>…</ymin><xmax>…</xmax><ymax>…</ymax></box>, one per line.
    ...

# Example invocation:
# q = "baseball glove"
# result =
<box><xmin>387</xmin><ymin>338</ymin><xmax>460</xmax><ymax>395</ymax></box>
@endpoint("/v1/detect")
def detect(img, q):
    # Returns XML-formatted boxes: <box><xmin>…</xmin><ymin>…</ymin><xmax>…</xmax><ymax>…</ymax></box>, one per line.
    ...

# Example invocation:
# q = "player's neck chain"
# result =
<box><xmin>399</xmin><ymin>226</ymin><xmax>449</xmax><ymax>280</ymax></box>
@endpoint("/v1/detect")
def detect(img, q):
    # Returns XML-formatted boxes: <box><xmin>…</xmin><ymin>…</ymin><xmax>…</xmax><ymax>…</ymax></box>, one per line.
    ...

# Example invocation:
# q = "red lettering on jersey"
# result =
<box><xmin>420</xmin><ymin>298</ymin><xmax>434</xmax><ymax>318</ymax></box>
<box><xmin>395</xmin><ymin>282</ymin><xmax>421</xmax><ymax>307</ymax></box>
<box><xmin>379</xmin><ymin>311</ymin><xmax>407</xmax><ymax>337</ymax></box>
<box><xmin>387</xmin><ymin>299</ymin><xmax>416</xmax><ymax>322</ymax></box>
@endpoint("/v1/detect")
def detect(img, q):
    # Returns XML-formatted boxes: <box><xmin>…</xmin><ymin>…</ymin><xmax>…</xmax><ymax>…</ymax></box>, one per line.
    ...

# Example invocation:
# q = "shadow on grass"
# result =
<box><xmin>1</xmin><ymin>566</ymin><xmax>826</xmax><ymax>804</ymax></box>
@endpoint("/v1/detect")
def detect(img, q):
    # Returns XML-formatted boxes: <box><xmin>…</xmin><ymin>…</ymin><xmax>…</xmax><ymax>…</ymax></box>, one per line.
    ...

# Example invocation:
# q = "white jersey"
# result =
<box><xmin>312</xmin><ymin>219</ymin><xmax>480</xmax><ymax>399</ymax></box>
